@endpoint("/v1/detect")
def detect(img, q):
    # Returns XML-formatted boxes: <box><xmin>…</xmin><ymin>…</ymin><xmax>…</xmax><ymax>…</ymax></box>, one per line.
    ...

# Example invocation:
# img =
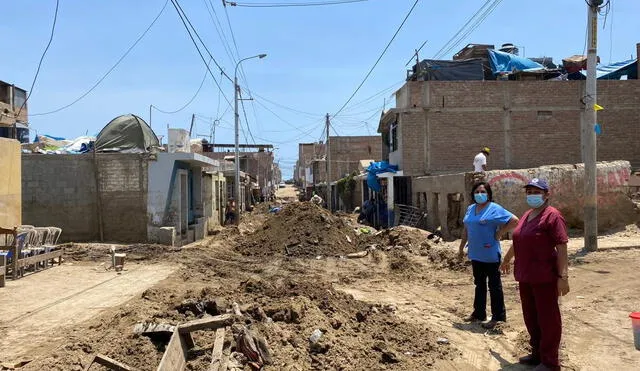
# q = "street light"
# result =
<box><xmin>234</xmin><ymin>53</ymin><xmax>267</xmax><ymax>224</ymax></box>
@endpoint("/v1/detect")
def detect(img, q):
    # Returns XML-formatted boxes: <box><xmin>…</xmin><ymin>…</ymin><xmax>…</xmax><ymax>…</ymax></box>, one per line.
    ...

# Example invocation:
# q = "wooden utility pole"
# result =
<box><xmin>583</xmin><ymin>0</ymin><xmax>601</xmax><ymax>251</ymax></box>
<box><xmin>325</xmin><ymin>113</ymin><xmax>332</xmax><ymax>211</ymax></box>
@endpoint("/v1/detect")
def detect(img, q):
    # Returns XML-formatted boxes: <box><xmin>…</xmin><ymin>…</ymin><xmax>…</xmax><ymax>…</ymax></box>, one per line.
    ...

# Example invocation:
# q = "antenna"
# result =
<box><xmin>405</xmin><ymin>39</ymin><xmax>429</xmax><ymax>67</ymax></box>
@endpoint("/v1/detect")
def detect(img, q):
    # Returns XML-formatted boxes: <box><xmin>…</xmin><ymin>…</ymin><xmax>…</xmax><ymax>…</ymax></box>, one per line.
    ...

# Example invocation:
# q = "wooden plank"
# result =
<box><xmin>177</xmin><ymin>314</ymin><xmax>235</xmax><ymax>334</ymax></box>
<box><xmin>157</xmin><ymin>328</ymin><xmax>188</xmax><ymax>371</ymax></box>
<box><xmin>16</xmin><ymin>250</ymin><xmax>63</xmax><ymax>268</ymax></box>
<box><xmin>209</xmin><ymin>328</ymin><xmax>226</xmax><ymax>371</ymax></box>
<box><xmin>93</xmin><ymin>354</ymin><xmax>137</xmax><ymax>371</ymax></box>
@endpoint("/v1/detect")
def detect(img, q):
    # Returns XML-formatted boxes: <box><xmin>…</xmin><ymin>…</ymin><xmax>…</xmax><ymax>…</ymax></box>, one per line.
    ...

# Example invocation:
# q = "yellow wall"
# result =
<box><xmin>0</xmin><ymin>138</ymin><xmax>21</xmax><ymax>229</ymax></box>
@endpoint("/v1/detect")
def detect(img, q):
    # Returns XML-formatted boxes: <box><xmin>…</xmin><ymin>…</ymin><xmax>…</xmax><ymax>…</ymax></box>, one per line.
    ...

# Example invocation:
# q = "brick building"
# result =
<box><xmin>295</xmin><ymin>142</ymin><xmax>325</xmax><ymax>188</ymax></box>
<box><xmin>327</xmin><ymin>135</ymin><xmax>382</xmax><ymax>182</ymax></box>
<box><xmin>380</xmin><ymin>79</ymin><xmax>640</xmax><ymax>176</ymax></box>
<box><xmin>0</xmin><ymin>80</ymin><xmax>29</xmax><ymax>143</ymax></box>
<box><xmin>377</xmin><ymin>79</ymin><xmax>640</xmax><ymax>210</ymax></box>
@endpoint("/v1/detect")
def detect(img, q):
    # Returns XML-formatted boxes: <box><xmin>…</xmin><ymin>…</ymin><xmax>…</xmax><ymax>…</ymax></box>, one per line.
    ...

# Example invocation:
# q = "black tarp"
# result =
<box><xmin>408</xmin><ymin>58</ymin><xmax>485</xmax><ymax>81</ymax></box>
<box><xmin>95</xmin><ymin>114</ymin><xmax>159</xmax><ymax>153</ymax></box>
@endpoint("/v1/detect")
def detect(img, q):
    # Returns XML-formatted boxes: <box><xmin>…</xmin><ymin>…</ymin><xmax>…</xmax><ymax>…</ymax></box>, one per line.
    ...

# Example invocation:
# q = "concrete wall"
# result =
<box><xmin>390</xmin><ymin>80</ymin><xmax>640</xmax><ymax>176</ymax></box>
<box><xmin>22</xmin><ymin>154</ymin><xmax>148</xmax><ymax>242</ymax></box>
<box><xmin>204</xmin><ymin>172</ymin><xmax>226</xmax><ymax>232</ymax></box>
<box><xmin>0</xmin><ymin>138</ymin><xmax>21</xmax><ymax>229</ymax></box>
<box><xmin>414</xmin><ymin>161</ymin><xmax>636</xmax><ymax>238</ymax></box>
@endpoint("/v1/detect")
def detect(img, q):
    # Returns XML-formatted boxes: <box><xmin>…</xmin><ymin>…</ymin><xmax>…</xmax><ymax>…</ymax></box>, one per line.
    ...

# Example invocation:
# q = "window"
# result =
<box><xmin>390</xmin><ymin>123</ymin><xmax>398</xmax><ymax>152</ymax></box>
<box><xmin>13</xmin><ymin>88</ymin><xmax>26</xmax><ymax>110</ymax></box>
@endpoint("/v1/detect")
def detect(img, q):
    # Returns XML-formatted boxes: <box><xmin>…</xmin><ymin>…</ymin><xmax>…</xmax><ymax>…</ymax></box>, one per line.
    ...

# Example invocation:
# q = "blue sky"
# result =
<box><xmin>2</xmin><ymin>0</ymin><xmax>638</xmax><ymax>178</ymax></box>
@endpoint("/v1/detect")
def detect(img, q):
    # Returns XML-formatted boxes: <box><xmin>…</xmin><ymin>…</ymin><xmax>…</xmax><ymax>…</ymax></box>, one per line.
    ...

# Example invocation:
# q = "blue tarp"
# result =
<box><xmin>488</xmin><ymin>49</ymin><xmax>545</xmax><ymax>75</ymax></box>
<box><xmin>581</xmin><ymin>59</ymin><xmax>637</xmax><ymax>80</ymax></box>
<box><xmin>366</xmin><ymin>161</ymin><xmax>398</xmax><ymax>192</ymax></box>
<box><xmin>34</xmin><ymin>134</ymin><xmax>66</xmax><ymax>142</ymax></box>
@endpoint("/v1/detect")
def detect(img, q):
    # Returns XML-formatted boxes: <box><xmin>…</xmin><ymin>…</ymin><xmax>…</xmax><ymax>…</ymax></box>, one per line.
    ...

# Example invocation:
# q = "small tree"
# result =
<box><xmin>336</xmin><ymin>171</ymin><xmax>358</xmax><ymax>210</ymax></box>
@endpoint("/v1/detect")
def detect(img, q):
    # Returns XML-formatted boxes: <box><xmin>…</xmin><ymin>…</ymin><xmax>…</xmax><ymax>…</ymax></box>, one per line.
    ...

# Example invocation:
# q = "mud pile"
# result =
<box><xmin>236</xmin><ymin>202</ymin><xmax>358</xmax><ymax>258</ymax></box>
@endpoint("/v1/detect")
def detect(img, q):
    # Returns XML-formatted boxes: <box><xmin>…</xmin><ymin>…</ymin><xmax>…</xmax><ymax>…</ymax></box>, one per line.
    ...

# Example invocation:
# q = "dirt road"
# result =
<box><xmin>1</xmin><ymin>204</ymin><xmax>638</xmax><ymax>370</ymax></box>
<box><xmin>275</xmin><ymin>184</ymin><xmax>298</xmax><ymax>201</ymax></box>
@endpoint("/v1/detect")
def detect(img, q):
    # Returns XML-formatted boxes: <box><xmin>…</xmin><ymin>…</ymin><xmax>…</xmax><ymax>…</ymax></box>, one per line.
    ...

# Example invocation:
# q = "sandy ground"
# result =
<box><xmin>1</xmin><ymin>198</ymin><xmax>639</xmax><ymax>370</ymax></box>
<box><xmin>0</xmin><ymin>263</ymin><xmax>175</xmax><ymax>362</ymax></box>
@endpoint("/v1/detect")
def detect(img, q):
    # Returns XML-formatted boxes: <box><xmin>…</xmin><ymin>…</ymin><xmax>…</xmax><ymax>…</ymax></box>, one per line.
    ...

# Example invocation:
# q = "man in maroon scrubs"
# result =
<box><xmin>501</xmin><ymin>178</ymin><xmax>570</xmax><ymax>371</ymax></box>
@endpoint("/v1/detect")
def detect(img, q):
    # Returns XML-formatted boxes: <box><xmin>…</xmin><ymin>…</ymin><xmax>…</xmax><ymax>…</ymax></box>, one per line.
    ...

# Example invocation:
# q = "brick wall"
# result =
<box><xmin>22</xmin><ymin>154</ymin><xmax>148</xmax><ymax>242</ymax></box>
<box><xmin>328</xmin><ymin>136</ymin><xmax>383</xmax><ymax>182</ymax></box>
<box><xmin>392</xmin><ymin>80</ymin><xmax>640</xmax><ymax>175</ymax></box>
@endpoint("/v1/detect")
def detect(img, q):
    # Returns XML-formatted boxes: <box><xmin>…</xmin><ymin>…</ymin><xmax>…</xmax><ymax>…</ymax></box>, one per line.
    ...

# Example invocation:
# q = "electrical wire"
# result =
<box><xmin>332</xmin><ymin>0</ymin><xmax>420</xmax><ymax>119</ymax></box>
<box><xmin>225</xmin><ymin>0</ymin><xmax>368</xmax><ymax>7</ymax></box>
<box><xmin>240</xmin><ymin>89</ymin><xmax>324</xmax><ymax>118</ymax></box>
<box><xmin>434</xmin><ymin>0</ymin><xmax>504</xmax><ymax>60</ymax></box>
<box><xmin>151</xmin><ymin>58</ymin><xmax>211</xmax><ymax>114</ymax></box>
<box><xmin>17</xmin><ymin>0</ymin><xmax>60</xmax><ymax>118</ymax></box>
<box><xmin>170</xmin><ymin>0</ymin><xmax>233</xmax><ymax>108</ymax></box>
<box><xmin>173</xmin><ymin>0</ymin><xmax>232</xmax><ymax>82</ymax></box>
<box><xmin>32</xmin><ymin>0</ymin><xmax>168</xmax><ymax>116</ymax></box>
<box><xmin>203</xmin><ymin>0</ymin><xmax>238</xmax><ymax>67</ymax></box>
<box><xmin>432</xmin><ymin>0</ymin><xmax>493</xmax><ymax>59</ymax></box>
<box><xmin>239</xmin><ymin>91</ymin><xmax>257</xmax><ymax>145</ymax></box>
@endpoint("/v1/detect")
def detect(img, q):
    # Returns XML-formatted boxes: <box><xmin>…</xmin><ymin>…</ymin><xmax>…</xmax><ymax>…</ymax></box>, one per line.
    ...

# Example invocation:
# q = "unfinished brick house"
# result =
<box><xmin>376</xmin><ymin>44</ymin><xmax>640</xmax><ymax>227</ymax></box>
<box><xmin>0</xmin><ymin>80</ymin><xmax>29</xmax><ymax>143</ymax></box>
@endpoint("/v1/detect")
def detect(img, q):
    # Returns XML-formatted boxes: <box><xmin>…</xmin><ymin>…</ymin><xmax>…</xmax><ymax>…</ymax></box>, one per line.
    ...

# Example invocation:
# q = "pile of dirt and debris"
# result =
<box><xmin>360</xmin><ymin>226</ymin><xmax>431</xmax><ymax>252</ymax></box>
<box><xmin>236</xmin><ymin>202</ymin><xmax>358</xmax><ymax>258</ymax></box>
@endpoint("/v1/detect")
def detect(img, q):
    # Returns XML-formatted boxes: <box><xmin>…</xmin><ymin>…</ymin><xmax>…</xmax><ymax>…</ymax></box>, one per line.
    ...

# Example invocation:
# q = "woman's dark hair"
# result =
<box><xmin>470</xmin><ymin>181</ymin><xmax>493</xmax><ymax>202</ymax></box>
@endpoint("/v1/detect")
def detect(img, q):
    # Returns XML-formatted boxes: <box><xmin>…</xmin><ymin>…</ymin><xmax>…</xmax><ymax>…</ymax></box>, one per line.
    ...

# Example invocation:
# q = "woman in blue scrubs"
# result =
<box><xmin>458</xmin><ymin>181</ymin><xmax>519</xmax><ymax>328</ymax></box>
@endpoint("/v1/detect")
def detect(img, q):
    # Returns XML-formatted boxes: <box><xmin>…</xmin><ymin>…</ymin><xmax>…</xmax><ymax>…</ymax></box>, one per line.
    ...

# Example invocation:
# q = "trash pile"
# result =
<box><xmin>236</xmin><ymin>202</ymin><xmax>358</xmax><ymax>258</ymax></box>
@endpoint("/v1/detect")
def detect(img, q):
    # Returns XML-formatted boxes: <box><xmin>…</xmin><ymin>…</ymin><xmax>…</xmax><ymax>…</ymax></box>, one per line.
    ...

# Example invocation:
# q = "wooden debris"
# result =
<box><xmin>157</xmin><ymin>329</ymin><xmax>189</xmax><ymax>371</ymax></box>
<box><xmin>209</xmin><ymin>327</ymin><xmax>226</xmax><ymax>371</ymax></box>
<box><xmin>83</xmin><ymin>354</ymin><xmax>137</xmax><ymax>371</ymax></box>
<box><xmin>346</xmin><ymin>250</ymin><xmax>369</xmax><ymax>259</ymax></box>
<box><xmin>177</xmin><ymin>314</ymin><xmax>235</xmax><ymax>334</ymax></box>
<box><xmin>1</xmin><ymin>359</ymin><xmax>32</xmax><ymax>370</ymax></box>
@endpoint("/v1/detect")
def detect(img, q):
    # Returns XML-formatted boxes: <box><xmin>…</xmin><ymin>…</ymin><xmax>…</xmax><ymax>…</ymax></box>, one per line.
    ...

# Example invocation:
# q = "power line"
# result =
<box><xmin>170</xmin><ymin>0</ymin><xmax>233</xmax><ymax>108</ymax></box>
<box><xmin>32</xmin><ymin>0</ymin><xmax>168</xmax><ymax>116</ymax></box>
<box><xmin>239</xmin><ymin>91</ymin><xmax>257</xmax><ymax>145</ymax></box>
<box><xmin>203</xmin><ymin>0</ymin><xmax>238</xmax><ymax>67</ymax></box>
<box><xmin>434</xmin><ymin>0</ymin><xmax>504</xmax><ymax>60</ymax></box>
<box><xmin>432</xmin><ymin>0</ymin><xmax>493</xmax><ymax>59</ymax></box>
<box><xmin>332</xmin><ymin>0</ymin><xmax>420</xmax><ymax>119</ymax></box>
<box><xmin>151</xmin><ymin>58</ymin><xmax>211</xmax><ymax>114</ymax></box>
<box><xmin>224</xmin><ymin>0</ymin><xmax>368</xmax><ymax>7</ymax></box>
<box><xmin>173</xmin><ymin>0</ymin><xmax>232</xmax><ymax>82</ymax></box>
<box><xmin>17</xmin><ymin>0</ymin><xmax>60</xmax><ymax>119</ymax></box>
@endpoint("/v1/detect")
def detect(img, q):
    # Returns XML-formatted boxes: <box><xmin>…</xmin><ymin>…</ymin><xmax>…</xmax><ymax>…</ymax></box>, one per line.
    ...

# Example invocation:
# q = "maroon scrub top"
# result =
<box><xmin>512</xmin><ymin>206</ymin><xmax>569</xmax><ymax>284</ymax></box>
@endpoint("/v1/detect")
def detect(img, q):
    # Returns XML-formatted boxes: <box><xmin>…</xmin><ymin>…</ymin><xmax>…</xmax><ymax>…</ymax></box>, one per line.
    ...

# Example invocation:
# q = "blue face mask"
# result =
<box><xmin>526</xmin><ymin>194</ymin><xmax>545</xmax><ymax>208</ymax></box>
<box><xmin>474</xmin><ymin>193</ymin><xmax>488</xmax><ymax>204</ymax></box>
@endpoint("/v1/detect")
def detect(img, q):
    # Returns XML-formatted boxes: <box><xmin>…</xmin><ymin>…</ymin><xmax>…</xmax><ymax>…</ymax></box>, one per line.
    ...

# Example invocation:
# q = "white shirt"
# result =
<box><xmin>473</xmin><ymin>152</ymin><xmax>487</xmax><ymax>172</ymax></box>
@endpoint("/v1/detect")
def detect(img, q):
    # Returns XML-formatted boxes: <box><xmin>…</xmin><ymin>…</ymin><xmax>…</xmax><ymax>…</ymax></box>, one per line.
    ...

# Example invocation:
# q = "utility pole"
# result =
<box><xmin>325</xmin><ymin>113</ymin><xmax>332</xmax><ymax>212</ymax></box>
<box><xmin>189</xmin><ymin>113</ymin><xmax>195</xmax><ymax>137</ymax></box>
<box><xmin>583</xmin><ymin>0</ymin><xmax>602</xmax><ymax>251</ymax></box>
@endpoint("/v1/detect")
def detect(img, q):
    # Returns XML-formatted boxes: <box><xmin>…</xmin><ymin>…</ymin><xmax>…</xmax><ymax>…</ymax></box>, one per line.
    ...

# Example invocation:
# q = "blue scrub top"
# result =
<box><xmin>463</xmin><ymin>202</ymin><xmax>513</xmax><ymax>263</ymax></box>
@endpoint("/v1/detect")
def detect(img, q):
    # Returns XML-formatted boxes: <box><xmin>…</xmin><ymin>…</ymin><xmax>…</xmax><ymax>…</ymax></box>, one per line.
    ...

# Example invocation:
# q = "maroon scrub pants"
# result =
<box><xmin>519</xmin><ymin>282</ymin><xmax>561</xmax><ymax>370</ymax></box>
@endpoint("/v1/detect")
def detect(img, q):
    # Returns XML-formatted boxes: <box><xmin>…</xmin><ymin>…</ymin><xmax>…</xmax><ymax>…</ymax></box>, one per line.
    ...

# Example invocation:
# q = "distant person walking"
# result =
<box><xmin>501</xmin><ymin>178</ymin><xmax>569</xmax><ymax>371</ymax></box>
<box><xmin>473</xmin><ymin>147</ymin><xmax>491</xmax><ymax>172</ymax></box>
<box><xmin>459</xmin><ymin>181</ymin><xmax>519</xmax><ymax>329</ymax></box>
<box><xmin>224</xmin><ymin>199</ymin><xmax>237</xmax><ymax>225</ymax></box>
